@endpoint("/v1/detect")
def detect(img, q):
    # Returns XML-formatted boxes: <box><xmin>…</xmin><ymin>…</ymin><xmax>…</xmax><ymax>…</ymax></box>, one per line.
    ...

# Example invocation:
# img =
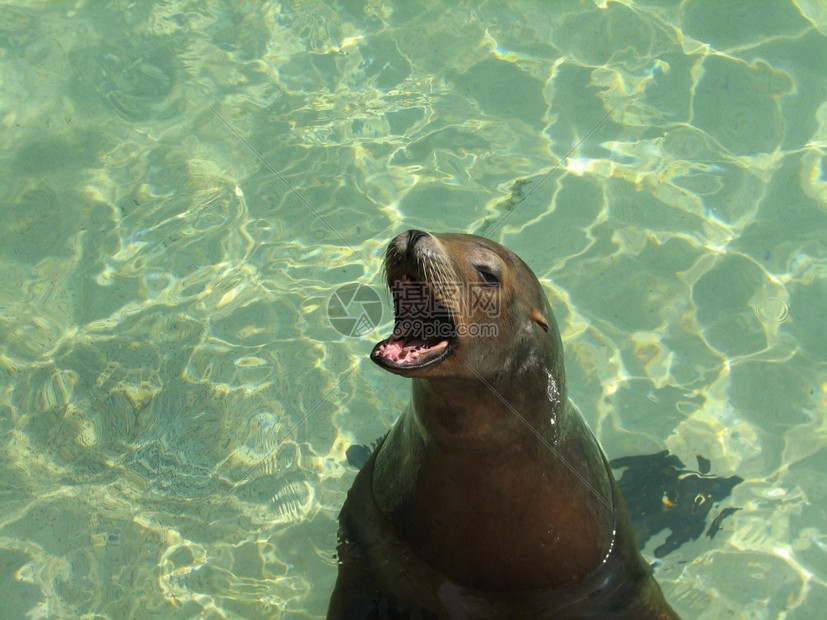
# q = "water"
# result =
<box><xmin>0</xmin><ymin>1</ymin><xmax>825</xmax><ymax>618</ymax></box>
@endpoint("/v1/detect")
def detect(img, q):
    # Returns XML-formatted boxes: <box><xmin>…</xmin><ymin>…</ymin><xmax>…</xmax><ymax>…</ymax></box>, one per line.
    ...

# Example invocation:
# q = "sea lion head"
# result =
<box><xmin>371</xmin><ymin>230</ymin><xmax>564</xmax><ymax>391</ymax></box>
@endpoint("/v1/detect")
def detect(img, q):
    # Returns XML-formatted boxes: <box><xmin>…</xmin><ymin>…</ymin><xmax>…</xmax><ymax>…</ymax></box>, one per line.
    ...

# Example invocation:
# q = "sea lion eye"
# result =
<box><xmin>476</xmin><ymin>267</ymin><xmax>500</xmax><ymax>287</ymax></box>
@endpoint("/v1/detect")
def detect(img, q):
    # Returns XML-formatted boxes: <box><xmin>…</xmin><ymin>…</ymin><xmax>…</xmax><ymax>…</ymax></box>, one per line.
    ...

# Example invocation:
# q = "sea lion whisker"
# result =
<box><xmin>430</xmin><ymin>260</ymin><xmax>453</xmax><ymax>300</ymax></box>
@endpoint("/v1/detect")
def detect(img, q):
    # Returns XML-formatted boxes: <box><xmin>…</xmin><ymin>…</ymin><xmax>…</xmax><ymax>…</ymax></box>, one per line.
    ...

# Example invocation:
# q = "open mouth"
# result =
<box><xmin>371</xmin><ymin>274</ymin><xmax>456</xmax><ymax>370</ymax></box>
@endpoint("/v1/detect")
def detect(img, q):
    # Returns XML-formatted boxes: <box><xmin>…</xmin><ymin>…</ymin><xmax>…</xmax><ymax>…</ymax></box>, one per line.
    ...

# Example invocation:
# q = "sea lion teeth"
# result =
<box><xmin>375</xmin><ymin>337</ymin><xmax>450</xmax><ymax>366</ymax></box>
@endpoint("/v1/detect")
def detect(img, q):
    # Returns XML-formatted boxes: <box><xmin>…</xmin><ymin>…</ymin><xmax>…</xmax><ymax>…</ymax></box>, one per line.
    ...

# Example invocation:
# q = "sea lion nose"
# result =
<box><xmin>407</xmin><ymin>229</ymin><xmax>429</xmax><ymax>247</ymax></box>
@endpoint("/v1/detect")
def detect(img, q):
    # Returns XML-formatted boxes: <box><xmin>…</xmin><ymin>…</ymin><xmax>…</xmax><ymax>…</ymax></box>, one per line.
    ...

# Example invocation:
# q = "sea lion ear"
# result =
<box><xmin>530</xmin><ymin>308</ymin><xmax>549</xmax><ymax>332</ymax></box>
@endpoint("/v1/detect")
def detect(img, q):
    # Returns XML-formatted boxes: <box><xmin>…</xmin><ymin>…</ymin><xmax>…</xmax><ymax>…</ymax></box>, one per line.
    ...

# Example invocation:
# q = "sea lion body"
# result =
<box><xmin>328</xmin><ymin>231</ymin><xmax>678</xmax><ymax>619</ymax></box>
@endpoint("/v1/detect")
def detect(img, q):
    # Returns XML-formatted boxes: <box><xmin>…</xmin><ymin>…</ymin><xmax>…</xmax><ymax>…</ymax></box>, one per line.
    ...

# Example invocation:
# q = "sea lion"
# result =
<box><xmin>328</xmin><ymin>230</ymin><xmax>679</xmax><ymax>619</ymax></box>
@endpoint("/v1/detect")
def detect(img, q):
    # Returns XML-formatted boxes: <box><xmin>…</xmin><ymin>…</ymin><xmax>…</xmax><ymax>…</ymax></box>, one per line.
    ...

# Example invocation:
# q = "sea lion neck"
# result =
<box><xmin>409</xmin><ymin>369</ymin><xmax>564</xmax><ymax>451</ymax></box>
<box><xmin>373</xmin><ymin>370</ymin><xmax>617</xmax><ymax>592</ymax></box>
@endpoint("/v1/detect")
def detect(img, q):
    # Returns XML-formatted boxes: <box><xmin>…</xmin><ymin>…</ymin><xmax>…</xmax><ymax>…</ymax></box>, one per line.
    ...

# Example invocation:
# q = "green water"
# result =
<box><xmin>0</xmin><ymin>1</ymin><xmax>825</xmax><ymax>618</ymax></box>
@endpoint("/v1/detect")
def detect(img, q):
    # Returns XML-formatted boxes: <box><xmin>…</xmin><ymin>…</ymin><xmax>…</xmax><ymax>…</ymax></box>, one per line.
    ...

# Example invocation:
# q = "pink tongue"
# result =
<box><xmin>376</xmin><ymin>338</ymin><xmax>448</xmax><ymax>364</ymax></box>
